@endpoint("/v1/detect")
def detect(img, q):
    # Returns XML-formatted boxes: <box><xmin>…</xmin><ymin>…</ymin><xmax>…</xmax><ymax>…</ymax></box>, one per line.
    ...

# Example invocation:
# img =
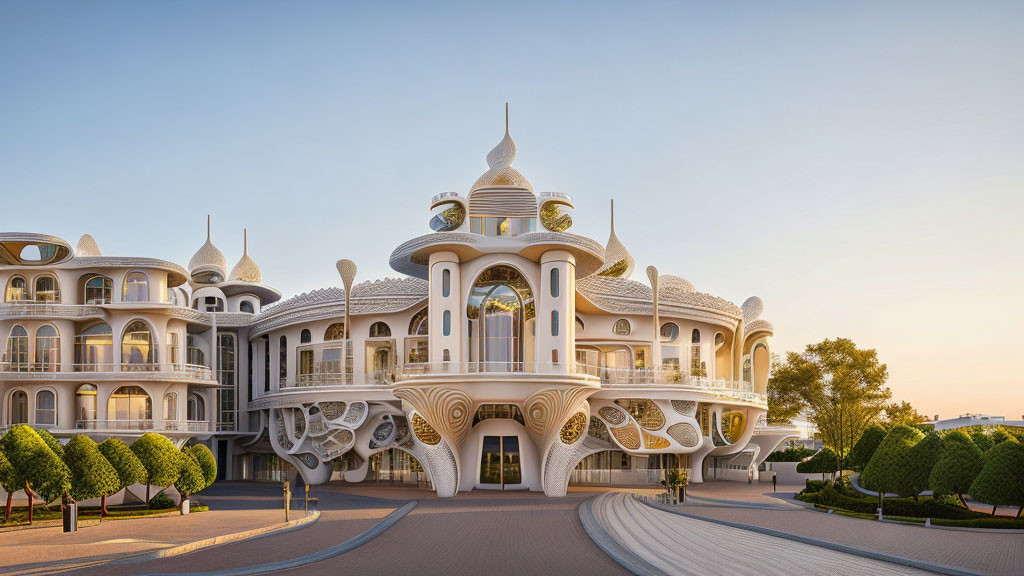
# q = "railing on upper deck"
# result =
<box><xmin>0</xmin><ymin>362</ymin><xmax>214</xmax><ymax>381</ymax></box>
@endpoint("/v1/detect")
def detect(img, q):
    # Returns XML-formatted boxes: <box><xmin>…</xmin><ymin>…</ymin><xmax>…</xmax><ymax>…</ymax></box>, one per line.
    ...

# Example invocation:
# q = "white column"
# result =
<box><xmin>539</xmin><ymin>250</ymin><xmax>575</xmax><ymax>374</ymax></box>
<box><xmin>428</xmin><ymin>251</ymin><xmax>460</xmax><ymax>365</ymax></box>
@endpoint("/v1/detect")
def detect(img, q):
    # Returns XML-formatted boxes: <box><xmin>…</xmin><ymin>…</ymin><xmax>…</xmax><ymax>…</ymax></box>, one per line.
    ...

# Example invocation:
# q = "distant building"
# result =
<box><xmin>933</xmin><ymin>414</ymin><xmax>1024</xmax><ymax>431</ymax></box>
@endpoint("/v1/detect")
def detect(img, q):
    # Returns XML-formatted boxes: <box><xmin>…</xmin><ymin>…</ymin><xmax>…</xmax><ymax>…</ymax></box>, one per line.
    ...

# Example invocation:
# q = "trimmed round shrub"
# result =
<box><xmin>130</xmin><ymin>433</ymin><xmax>182</xmax><ymax>506</ymax></box>
<box><xmin>860</xmin><ymin>425</ymin><xmax>924</xmax><ymax>497</ymax></box>
<box><xmin>64</xmin><ymin>435</ymin><xmax>121</xmax><ymax>502</ymax></box>
<box><xmin>930</xmin><ymin>430</ymin><xmax>984</xmax><ymax>500</ymax></box>
<box><xmin>847</xmin><ymin>426</ymin><xmax>886</xmax><ymax>472</ymax></box>
<box><xmin>175</xmin><ymin>448</ymin><xmax>207</xmax><ymax>502</ymax></box>
<box><xmin>0</xmin><ymin>425</ymin><xmax>71</xmax><ymax>507</ymax></box>
<box><xmin>189</xmin><ymin>444</ymin><xmax>217</xmax><ymax>489</ymax></box>
<box><xmin>0</xmin><ymin>449</ymin><xmax>22</xmax><ymax>519</ymax></box>
<box><xmin>796</xmin><ymin>448</ymin><xmax>837</xmax><ymax>477</ymax></box>
<box><xmin>766</xmin><ymin>446</ymin><xmax>817</xmax><ymax>462</ymax></box>
<box><xmin>971</xmin><ymin>431</ymin><xmax>994</xmax><ymax>452</ymax></box>
<box><xmin>899</xmin><ymin>432</ymin><xmax>944</xmax><ymax>498</ymax></box>
<box><xmin>98</xmin><ymin>438</ymin><xmax>146</xmax><ymax>492</ymax></box>
<box><xmin>35</xmin><ymin>428</ymin><xmax>65</xmax><ymax>459</ymax></box>
<box><xmin>968</xmin><ymin>441</ymin><xmax>1024</xmax><ymax>509</ymax></box>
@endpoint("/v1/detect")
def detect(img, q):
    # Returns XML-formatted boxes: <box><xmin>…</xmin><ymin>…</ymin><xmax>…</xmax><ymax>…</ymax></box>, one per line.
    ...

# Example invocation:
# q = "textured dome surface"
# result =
<box><xmin>76</xmin><ymin>234</ymin><xmax>102</xmax><ymax>257</ymax></box>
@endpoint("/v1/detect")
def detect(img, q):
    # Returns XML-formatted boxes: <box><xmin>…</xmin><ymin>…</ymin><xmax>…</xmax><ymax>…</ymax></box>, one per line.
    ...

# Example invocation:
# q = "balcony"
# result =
<box><xmin>577</xmin><ymin>363</ymin><xmax>765</xmax><ymax>404</ymax></box>
<box><xmin>0</xmin><ymin>362</ymin><xmax>215</xmax><ymax>382</ymax></box>
<box><xmin>399</xmin><ymin>361</ymin><xmax>572</xmax><ymax>377</ymax></box>
<box><xmin>287</xmin><ymin>364</ymin><xmax>393</xmax><ymax>388</ymax></box>
<box><xmin>75</xmin><ymin>419</ymin><xmax>211</xmax><ymax>432</ymax></box>
<box><xmin>0</xmin><ymin>302</ymin><xmax>103</xmax><ymax>318</ymax></box>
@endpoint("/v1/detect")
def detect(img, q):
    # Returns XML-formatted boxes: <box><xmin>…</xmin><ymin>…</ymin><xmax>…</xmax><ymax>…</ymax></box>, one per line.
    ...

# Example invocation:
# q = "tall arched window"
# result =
<box><xmin>76</xmin><ymin>323</ymin><xmax>112</xmax><ymax>370</ymax></box>
<box><xmin>690</xmin><ymin>329</ymin><xmax>701</xmax><ymax>374</ymax></box>
<box><xmin>368</xmin><ymin>322</ymin><xmax>391</xmax><ymax>338</ymax></box>
<box><xmin>408</xmin><ymin>308</ymin><xmax>428</xmax><ymax>335</ymax></box>
<box><xmin>300</xmin><ymin>329</ymin><xmax>311</xmax><ymax>343</ymax></box>
<box><xmin>35</xmin><ymin>325</ymin><xmax>60</xmax><ymax>371</ymax></box>
<box><xmin>188</xmin><ymin>392</ymin><xmax>206</xmax><ymax>421</ymax></box>
<box><xmin>84</xmin><ymin>275</ymin><xmax>112</xmax><ymax>304</ymax></box>
<box><xmin>34</xmin><ymin>275</ymin><xmax>59</xmax><ymax>303</ymax></box>
<box><xmin>163</xmin><ymin>392</ymin><xmax>177</xmax><ymax>421</ymax></box>
<box><xmin>108</xmin><ymin>385</ymin><xmax>151</xmax><ymax>422</ymax></box>
<box><xmin>262</xmin><ymin>335</ymin><xmax>270</xmax><ymax>393</ymax></box>
<box><xmin>5</xmin><ymin>325</ymin><xmax>29</xmax><ymax>371</ymax></box>
<box><xmin>121</xmin><ymin>320</ymin><xmax>156</xmax><ymax>369</ymax></box>
<box><xmin>35</xmin><ymin>390</ymin><xmax>56</xmax><ymax>426</ymax></box>
<box><xmin>324</xmin><ymin>323</ymin><xmax>345</xmax><ymax>341</ymax></box>
<box><xmin>168</xmin><ymin>332</ymin><xmax>179</xmax><ymax>365</ymax></box>
<box><xmin>76</xmin><ymin>384</ymin><xmax>97</xmax><ymax>422</ymax></box>
<box><xmin>240</xmin><ymin>301</ymin><xmax>255</xmax><ymax>314</ymax></box>
<box><xmin>5</xmin><ymin>276</ymin><xmax>26</xmax><ymax>301</ymax></box>
<box><xmin>279</xmin><ymin>335</ymin><xmax>287</xmax><ymax>384</ymax></box>
<box><xmin>122</xmin><ymin>271</ymin><xmax>149</xmax><ymax>302</ymax></box>
<box><xmin>466</xmin><ymin>265</ymin><xmax>534</xmax><ymax>370</ymax></box>
<box><xmin>9</xmin><ymin>390</ymin><xmax>28</xmax><ymax>424</ymax></box>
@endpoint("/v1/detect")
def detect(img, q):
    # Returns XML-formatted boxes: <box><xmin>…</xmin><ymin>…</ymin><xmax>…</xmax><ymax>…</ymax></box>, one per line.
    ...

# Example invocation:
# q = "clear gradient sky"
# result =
<box><xmin>1</xmin><ymin>2</ymin><xmax>1021</xmax><ymax>419</ymax></box>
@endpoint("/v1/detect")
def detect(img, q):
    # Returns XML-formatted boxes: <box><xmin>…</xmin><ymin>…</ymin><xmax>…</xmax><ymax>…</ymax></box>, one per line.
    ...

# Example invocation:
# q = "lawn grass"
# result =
<box><xmin>809</xmin><ymin>503</ymin><xmax>1024</xmax><ymax>529</ymax></box>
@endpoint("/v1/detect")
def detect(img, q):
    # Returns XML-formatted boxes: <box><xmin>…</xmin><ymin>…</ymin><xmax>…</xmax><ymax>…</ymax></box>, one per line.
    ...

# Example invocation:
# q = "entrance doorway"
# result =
<box><xmin>479</xmin><ymin>435</ymin><xmax>521</xmax><ymax>488</ymax></box>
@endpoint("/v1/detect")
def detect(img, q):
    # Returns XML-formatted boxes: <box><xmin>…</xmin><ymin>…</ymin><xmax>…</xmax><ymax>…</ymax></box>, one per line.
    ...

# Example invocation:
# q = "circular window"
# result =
<box><xmin>612</xmin><ymin>318</ymin><xmax>631</xmax><ymax>336</ymax></box>
<box><xmin>660</xmin><ymin>322</ymin><xmax>679</xmax><ymax>341</ymax></box>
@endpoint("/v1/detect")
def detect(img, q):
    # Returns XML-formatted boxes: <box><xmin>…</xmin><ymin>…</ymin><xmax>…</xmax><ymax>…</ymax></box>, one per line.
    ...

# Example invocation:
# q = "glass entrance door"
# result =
<box><xmin>479</xmin><ymin>435</ymin><xmax>521</xmax><ymax>488</ymax></box>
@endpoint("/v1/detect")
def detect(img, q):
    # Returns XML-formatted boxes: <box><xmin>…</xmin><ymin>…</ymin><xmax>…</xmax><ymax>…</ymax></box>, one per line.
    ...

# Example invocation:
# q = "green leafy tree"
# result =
<box><xmin>0</xmin><ymin>425</ymin><xmax>71</xmax><ymax>523</ymax></box>
<box><xmin>35</xmin><ymin>428</ymin><xmax>65</xmax><ymax>459</ymax></box>
<box><xmin>189</xmin><ymin>444</ymin><xmax>217</xmax><ymax>489</ymax></box>
<box><xmin>859</xmin><ymin>425</ymin><xmax>924</xmax><ymax>512</ymax></box>
<box><xmin>64</xmin><ymin>435</ymin><xmax>121</xmax><ymax>516</ymax></box>
<box><xmin>767</xmin><ymin>338</ymin><xmax>891</xmax><ymax>475</ymax></box>
<box><xmin>929</xmin><ymin>430</ymin><xmax>984</xmax><ymax>506</ymax></box>
<box><xmin>796</xmin><ymin>448</ymin><xmax>838</xmax><ymax>480</ymax></box>
<box><xmin>847</xmin><ymin>425</ymin><xmax>886</xmax><ymax>472</ymax></box>
<box><xmin>130</xmin><ymin>433</ymin><xmax>182</xmax><ymax>508</ymax></box>
<box><xmin>0</xmin><ymin>449</ymin><xmax>22</xmax><ymax>520</ymax></box>
<box><xmin>881</xmin><ymin>401</ymin><xmax>926</xmax><ymax>429</ymax></box>
<box><xmin>971</xmin><ymin>431</ymin><xmax>994</xmax><ymax>452</ymax></box>
<box><xmin>174</xmin><ymin>448</ymin><xmax>207</xmax><ymax>511</ymax></box>
<box><xmin>968</xmin><ymin>441</ymin><xmax>1024</xmax><ymax>516</ymax></box>
<box><xmin>898</xmin><ymin>432</ymin><xmax>944</xmax><ymax>500</ymax></box>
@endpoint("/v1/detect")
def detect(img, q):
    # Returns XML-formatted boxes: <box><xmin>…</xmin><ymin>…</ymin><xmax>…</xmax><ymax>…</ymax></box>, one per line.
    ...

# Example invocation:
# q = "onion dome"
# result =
<box><xmin>76</xmin><ymin>234</ymin><xmax>102</xmax><ymax>257</ymax></box>
<box><xmin>470</xmin><ymin>103</ymin><xmax>533</xmax><ymax>193</ymax></box>
<box><xmin>229</xmin><ymin>229</ymin><xmax>262</xmax><ymax>283</ymax></box>
<box><xmin>188</xmin><ymin>215</ymin><xmax>227</xmax><ymax>284</ymax></box>
<box><xmin>595</xmin><ymin>199</ymin><xmax>636</xmax><ymax>278</ymax></box>
<box><xmin>741</xmin><ymin>296</ymin><xmax>764</xmax><ymax>322</ymax></box>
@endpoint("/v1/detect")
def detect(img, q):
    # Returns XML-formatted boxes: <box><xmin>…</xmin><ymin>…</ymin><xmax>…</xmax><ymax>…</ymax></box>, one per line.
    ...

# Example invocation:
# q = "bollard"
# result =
<box><xmin>304</xmin><ymin>484</ymin><xmax>309</xmax><ymax>513</ymax></box>
<box><xmin>925</xmin><ymin>518</ymin><xmax>931</xmax><ymax>527</ymax></box>
<box><xmin>877</xmin><ymin>507</ymin><xmax>884</xmax><ymax>521</ymax></box>
<box><xmin>62</xmin><ymin>495</ymin><xmax>78</xmax><ymax>533</ymax></box>
<box><xmin>283</xmin><ymin>481</ymin><xmax>291</xmax><ymax>522</ymax></box>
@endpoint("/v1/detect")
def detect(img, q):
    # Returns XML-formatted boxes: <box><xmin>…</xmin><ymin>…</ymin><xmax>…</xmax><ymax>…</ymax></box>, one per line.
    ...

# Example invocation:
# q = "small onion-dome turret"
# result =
<box><xmin>595</xmin><ymin>199</ymin><xmax>635</xmax><ymax>278</ymax></box>
<box><xmin>229</xmin><ymin>229</ymin><xmax>262</xmax><ymax>283</ymax></box>
<box><xmin>76</xmin><ymin>234</ymin><xmax>102</xmax><ymax>257</ymax></box>
<box><xmin>189</xmin><ymin>215</ymin><xmax>227</xmax><ymax>285</ymax></box>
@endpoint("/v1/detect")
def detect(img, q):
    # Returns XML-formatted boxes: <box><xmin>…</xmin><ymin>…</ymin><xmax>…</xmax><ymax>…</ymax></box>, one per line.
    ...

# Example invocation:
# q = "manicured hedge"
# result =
<box><xmin>189</xmin><ymin>444</ymin><xmax>217</xmax><ymax>488</ymax></box>
<box><xmin>174</xmin><ymin>448</ymin><xmax>207</xmax><ymax>502</ymax></box>
<box><xmin>35</xmin><ymin>428</ymin><xmax>65</xmax><ymax>459</ymax></box>
<box><xmin>130</xmin><ymin>433</ymin><xmax>182</xmax><ymax>507</ymax></box>
<box><xmin>796</xmin><ymin>448</ymin><xmax>837</xmax><ymax>477</ymax></box>
<box><xmin>968</xmin><ymin>441</ymin><xmax>1024</xmax><ymax>509</ymax></box>
<box><xmin>0</xmin><ymin>425</ymin><xmax>71</xmax><ymax>505</ymax></box>
<box><xmin>929</xmin><ymin>430</ymin><xmax>984</xmax><ymax>500</ymax></box>
<box><xmin>98</xmin><ymin>438</ymin><xmax>146</xmax><ymax>493</ymax></box>
<box><xmin>847</xmin><ymin>426</ymin><xmax>886</xmax><ymax>472</ymax></box>
<box><xmin>860</xmin><ymin>425</ymin><xmax>924</xmax><ymax>497</ymax></box>
<box><xmin>797</xmin><ymin>485</ymin><xmax>986</xmax><ymax>520</ymax></box>
<box><xmin>899</xmin><ymin>432</ymin><xmax>944</xmax><ymax>499</ymax></box>
<box><xmin>971</xmin><ymin>431</ymin><xmax>994</xmax><ymax>452</ymax></box>
<box><xmin>766</xmin><ymin>446</ymin><xmax>817</xmax><ymax>462</ymax></box>
<box><xmin>64</xmin><ymin>435</ymin><xmax>120</xmax><ymax>503</ymax></box>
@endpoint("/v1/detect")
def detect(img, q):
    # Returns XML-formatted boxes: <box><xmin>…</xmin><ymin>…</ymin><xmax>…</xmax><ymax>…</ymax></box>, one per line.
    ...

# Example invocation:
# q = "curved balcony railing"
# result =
<box><xmin>0</xmin><ymin>362</ymin><xmax>214</xmax><ymax>381</ymax></box>
<box><xmin>0</xmin><ymin>303</ymin><xmax>103</xmax><ymax>318</ymax></box>
<box><xmin>288</xmin><ymin>367</ymin><xmax>392</xmax><ymax>388</ymax></box>
<box><xmin>399</xmin><ymin>361</ymin><xmax>574</xmax><ymax>377</ymax></box>
<box><xmin>576</xmin><ymin>363</ymin><xmax>765</xmax><ymax>404</ymax></box>
<box><xmin>75</xmin><ymin>419</ymin><xmax>210</xmax><ymax>432</ymax></box>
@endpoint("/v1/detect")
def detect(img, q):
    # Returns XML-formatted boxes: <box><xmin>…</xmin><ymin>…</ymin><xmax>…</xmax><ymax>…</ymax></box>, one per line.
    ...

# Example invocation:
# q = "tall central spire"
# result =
<box><xmin>472</xmin><ymin>103</ymin><xmax>533</xmax><ymax>192</ymax></box>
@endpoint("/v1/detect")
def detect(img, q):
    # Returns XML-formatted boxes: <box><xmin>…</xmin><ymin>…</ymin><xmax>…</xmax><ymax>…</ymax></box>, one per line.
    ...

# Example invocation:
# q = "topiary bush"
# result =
<box><xmin>98</xmin><ymin>438</ymin><xmax>146</xmax><ymax>497</ymax></box>
<box><xmin>929</xmin><ymin>430</ymin><xmax>984</xmax><ymax>505</ymax></box>
<box><xmin>847</xmin><ymin>426</ymin><xmax>886</xmax><ymax>472</ymax></box>
<box><xmin>968</xmin><ymin>441</ymin><xmax>1024</xmax><ymax>513</ymax></box>
<box><xmin>860</xmin><ymin>425</ymin><xmax>924</xmax><ymax>509</ymax></box>
<box><xmin>130</xmin><ymin>433</ymin><xmax>182</xmax><ymax>508</ymax></box>
<box><xmin>35</xmin><ymin>428</ymin><xmax>65</xmax><ymax>459</ymax></box>
<box><xmin>971</xmin><ymin>431</ymin><xmax>994</xmax><ymax>452</ymax></box>
<box><xmin>797</xmin><ymin>484</ymin><xmax>986</xmax><ymax>519</ymax></box>
<box><xmin>0</xmin><ymin>425</ymin><xmax>71</xmax><ymax>523</ymax></box>
<box><xmin>0</xmin><ymin>449</ymin><xmax>22</xmax><ymax>521</ymax></box>
<box><xmin>801</xmin><ymin>479</ymin><xmax>828</xmax><ymax>494</ymax></box>
<box><xmin>898</xmin><ymin>432</ymin><xmax>944</xmax><ymax>499</ymax></box>
<box><xmin>149</xmin><ymin>493</ymin><xmax>175</xmax><ymax>509</ymax></box>
<box><xmin>189</xmin><ymin>444</ymin><xmax>217</xmax><ymax>489</ymax></box>
<box><xmin>174</xmin><ymin>448</ymin><xmax>207</xmax><ymax>511</ymax></box>
<box><xmin>765</xmin><ymin>446</ymin><xmax>817</xmax><ymax>462</ymax></box>
<box><xmin>64</xmin><ymin>435</ymin><xmax>121</xmax><ymax>515</ymax></box>
<box><xmin>797</xmin><ymin>448</ymin><xmax>837</xmax><ymax>479</ymax></box>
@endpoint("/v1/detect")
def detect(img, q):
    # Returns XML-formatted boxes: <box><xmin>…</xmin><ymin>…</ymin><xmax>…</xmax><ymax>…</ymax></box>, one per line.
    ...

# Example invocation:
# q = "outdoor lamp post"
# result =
<box><xmin>336</xmin><ymin>259</ymin><xmax>357</xmax><ymax>383</ymax></box>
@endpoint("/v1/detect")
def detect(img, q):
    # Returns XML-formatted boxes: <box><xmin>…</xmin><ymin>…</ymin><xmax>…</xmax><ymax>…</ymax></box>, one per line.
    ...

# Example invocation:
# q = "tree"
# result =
<box><xmin>189</xmin><ymin>444</ymin><xmax>217</xmax><ymax>489</ymax></box>
<box><xmin>98</xmin><ymin>438</ymin><xmax>146</xmax><ymax>506</ymax></box>
<box><xmin>847</xmin><ymin>425</ymin><xmax>886</xmax><ymax>472</ymax></box>
<box><xmin>0</xmin><ymin>425</ymin><xmax>71</xmax><ymax>523</ymax></box>
<box><xmin>767</xmin><ymin>338</ymin><xmax>891</xmax><ymax>476</ymax></box>
<box><xmin>0</xmin><ymin>449</ymin><xmax>22</xmax><ymax>521</ymax></box>
<box><xmin>64</xmin><ymin>435</ymin><xmax>121</xmax><ymax>516</ymax></box>
<box><xmin>971</xmin><ymin>431</ymin><xmax>995</xmax><ymax>452</ymax></box>
<box><xmin>968</xmin><ymin>441</ymin><xmax>1024</xmax><ymax>516</ymax></box>
<box><xmin>929</xmin><ymin>430</ymin><xmax>984</xmax><ymax>506</ymax></box>
<box><xmin>796</xmin><ymin>448</ymin><xmax>838</xmax><ymax>480</ymax></box>
<box><xmin>174</xmin><ymin>448</ymin><xmax>207</xmax><ymax>511</ymax></box>
<box><xmin>898</xmin><ymin>432</ymin><xmax>944</xmax><ymax>500</ymax></box>
<box><xmin>130</xmin><ymin>433</ymin><xmax>182</xmax><ymax>508</ymax></box>
<box><xmin>881</xmin><ymin>401</ymin><xmax>926</xmax><ymax>429</ymax></box>
<box><xmin>35</xmin><ymin>428</ymin><xmax>65</xmax><ymax>459</ymax></box>
<box><xmin>859</xmin><ymin>425</ymin><xmax>924</xmax><ymax>511</ymax></box>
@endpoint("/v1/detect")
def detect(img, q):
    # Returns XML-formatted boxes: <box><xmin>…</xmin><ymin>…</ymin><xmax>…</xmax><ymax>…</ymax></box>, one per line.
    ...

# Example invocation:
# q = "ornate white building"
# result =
<box><xmin>0</xmin><ymin>112</ymin><xmax>774</xmax><ymax>497</ymax></box>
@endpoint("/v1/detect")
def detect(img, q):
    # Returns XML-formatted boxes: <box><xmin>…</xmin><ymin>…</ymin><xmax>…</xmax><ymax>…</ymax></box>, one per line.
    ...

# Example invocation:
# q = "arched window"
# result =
<box><xmin>279</xmin><ymin>335</ymin><xmax>287</xmax><ymax>384</ymax></box>
<box><xmin>76</xmin><ymin>384</ymin><xmax>97</xmax><ymax>422</ymax></box>
<box><xmin>300</xmin><ymin>329</ymin><xmax>311</xmax><ymax>343</ymax></box>
<box><xmin>660</xmin><ymin>322</ymin><xmax>679</xmax><ymax>342</ymax></box>
<box><xmin>409</xmin><ymin>307</ymin><xmax>428</xmax><ymax>335</ymax></box>
<box><xmin>9</xmin><ymin>390</ymin><xmax>28</xmax><ymax>424</ymax></box>
<box><xmin>240</xmin><ymin>301</ymin><xmax>255</xmax><ymax>314</ymax></box>
<box><xmin>203</xmin><ymin>296</ymin><xmax>224</xmax><ymax>312</ymax></box>
<box><xmin>325</xmin><ymin>323</ymin><xmax>346</xmax><ymax>341</ymax></box>
<box><xmin>108</xmin><ymin>385</ymin><xmax>151</xmax><ymax>422</ymax></box>
<box><xmin>612</xmin><ymin>319</ymin><xmax>631</xmax><ymax>336</ymax></box>
<box><xmin>551</xmin><ymin>310</ymin><xmax>559</xmax><ymax>336</ymax></box>
<box><xmin>35</xmin><ymin>390</ymin><xmax>56</xmax><ymax>426</ymax></box>
<box><xmin>369</xmin><ymin>322</ymin><xmax>391</xmax><ymax>338</ymax></box>
<box><xmin>466</xmin><ymin>265</ymin><xmax>534</xmax><ymax>369</ymax></box>
<box><xmin>167</xmin><ymin>289</ymin><xmax>178</xmax><ymax>306</ymax></box>
<box><xmin>5</xmin><ymin>275</ymin><xmax>26</xmax><ymax>302</ymax></box>
<box><xmin>163</xmin><ymin>392</ymin><xmax>177</xmax><ymax>421</ymax></box>
<box><xmin>121</xmin><ymin>320</ymin><xmax>156</xmax><ymax>368</ymax></box>
<box><xmin>75</xmin><ymin>323</ymin><xmax>112</xmax><ymax>370</ymax></box>
<box><xmin>35</xmin><ymin>325</ymin><xmax>60</xmax><ymax>371</ymax></box>
<box><xmin>691</xmin><ymin>329</ymin><xmax>701</xmax><ymax>344</ymax></box>
<box><xmin>168</xmin><ymin>332</ymin><xmax>179</xmax><ymax>365</ymax></box>
<box><xmin>575</xmin><ymin>316</ymin><xmax>585</xmax><ymax>331</ymax></box>
<box><xmin>690</xmin><ymin>329</ymin><xmax>701</xmax><ymax>374</ymax></box>
<box><xmin>550</xmin><ymin>268</ymin><xmax>559</xmax><ymax>298</ymax></box>
<box><xmin>262</xmin><ymin>335</ymin><xmax>270</xmax><ymax>393</ymax></box>
<box><xmin>186</xmin><ymin>334</ymin><xmax>205</xmax><ymax>366</ymax></box>
<box><xmin>34</xmin><ymin>275</ymin><xmax>59</xmax><ymax>303</ymax></box>
<box><xmin>443</xmin><ymin>310</ymin><xmax>451</xmax><ymax>336</ymax></box>
<box><xmin>442</xmin><ymin>269</ymin><xmax>451</xmax><ymax>297</ymax></box>
<box><xmin>188</xmin><ymin>392</ymin><xmax>206</xmax><ymax>421</ymax></box>
<box><xmin>123</xmin><ymin>271</ymin><xmax>150</xmax><ymax>302</ymax></box>
<box><xmin>84</xmin><ymin>275</ymin><xmax>112</xmax><ymax>304</ymax></box>
<box><xmin>5</xmin><ymin>325</ymin><xmax>29</xmax><ymax>371</ymax></box>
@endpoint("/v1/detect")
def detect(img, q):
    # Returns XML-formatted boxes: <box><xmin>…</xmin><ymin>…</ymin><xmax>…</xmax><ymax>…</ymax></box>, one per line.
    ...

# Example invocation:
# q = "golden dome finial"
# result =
<box><xmin>471</xmin><ymin>103</ymin><xmax>532</xmax><ymax>193</ymax></box>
